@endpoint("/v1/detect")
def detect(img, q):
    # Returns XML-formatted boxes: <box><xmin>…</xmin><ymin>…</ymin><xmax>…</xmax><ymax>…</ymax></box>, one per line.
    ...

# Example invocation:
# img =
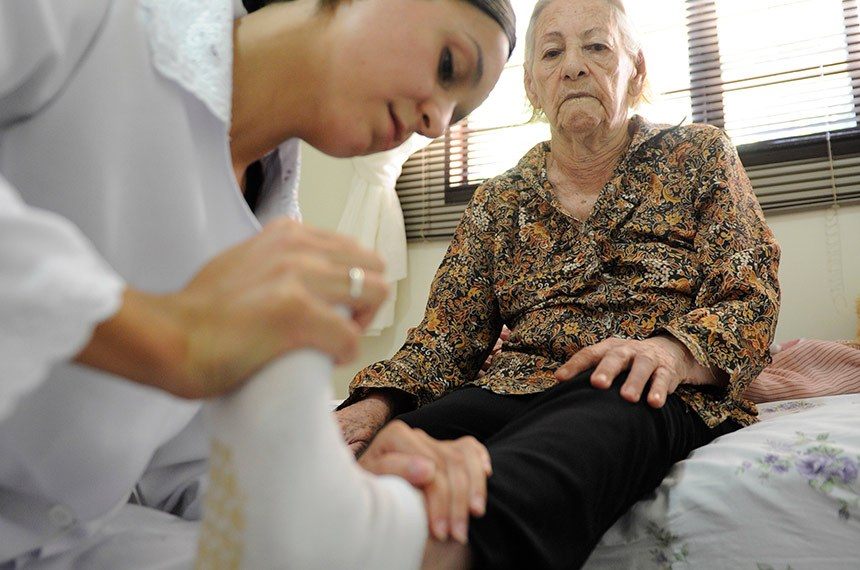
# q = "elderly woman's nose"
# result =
<box><xmin>562</xmin><ymin>51</ymin><xmax>588</xmax><ymax>79</ymax></box>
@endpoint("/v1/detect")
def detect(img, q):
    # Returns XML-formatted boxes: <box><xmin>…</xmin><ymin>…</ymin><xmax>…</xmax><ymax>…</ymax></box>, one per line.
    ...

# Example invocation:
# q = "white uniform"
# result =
<box><xmin>0</xmin><ymin>1</ymin><xmax>425</xmax><ymax>568</ymax></box>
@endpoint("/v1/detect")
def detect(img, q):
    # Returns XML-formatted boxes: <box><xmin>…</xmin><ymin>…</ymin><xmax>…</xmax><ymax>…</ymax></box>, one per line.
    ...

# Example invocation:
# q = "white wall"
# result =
<box><xmin>299</xmin><ymin>143</ymin><xmax>860</xmax><ymax>399</ymax></box>
<box><xmin>766</xmin><ymin>205</ymin><xmax>860</xmax><ymax>343</ymax></box>
<box><xmin>298</xmin><ymin>145</ymin><xmax>444</xmax><ymax>399</ymax></box>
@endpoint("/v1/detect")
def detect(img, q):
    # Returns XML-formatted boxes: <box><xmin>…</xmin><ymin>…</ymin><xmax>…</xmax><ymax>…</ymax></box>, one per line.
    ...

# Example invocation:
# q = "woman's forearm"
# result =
<box><xmin>73</xmin><ymin>287</ymin><xmax>193</xmax><ymax>396</ymax></box>
<box><xmin>75</xmin><ymin>220</ymin><xmax>392</xmax><ymax>400</ymax></box>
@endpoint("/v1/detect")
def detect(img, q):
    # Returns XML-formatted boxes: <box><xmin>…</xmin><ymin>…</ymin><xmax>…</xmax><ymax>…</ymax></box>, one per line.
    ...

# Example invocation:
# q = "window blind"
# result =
<box><xmin>396</xmin><ymin>0</ymin><xmax>860</xmax><ymax>241</ymax></box>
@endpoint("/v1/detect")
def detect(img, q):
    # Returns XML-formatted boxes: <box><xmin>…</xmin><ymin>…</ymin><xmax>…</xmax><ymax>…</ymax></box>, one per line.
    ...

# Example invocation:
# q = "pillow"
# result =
<box><xmin>743</xmin><ymin>338</ymin><xmax>860</xmax><ymax>403</ymax></box>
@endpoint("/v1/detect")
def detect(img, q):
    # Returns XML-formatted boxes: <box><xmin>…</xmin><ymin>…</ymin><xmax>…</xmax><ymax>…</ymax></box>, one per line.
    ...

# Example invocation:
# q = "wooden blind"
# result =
<box><xmin>396</xmin><ymin>0</ymin><xmax>860</xmax><ymax>241</ymax></box>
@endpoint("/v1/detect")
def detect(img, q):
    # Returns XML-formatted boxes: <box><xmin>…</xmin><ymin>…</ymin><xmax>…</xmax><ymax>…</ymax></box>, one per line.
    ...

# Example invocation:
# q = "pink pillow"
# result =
<box><xmin>743</xmin><ymin>339</ymin><xmax>860</xmax><ymax>403</ymax></box>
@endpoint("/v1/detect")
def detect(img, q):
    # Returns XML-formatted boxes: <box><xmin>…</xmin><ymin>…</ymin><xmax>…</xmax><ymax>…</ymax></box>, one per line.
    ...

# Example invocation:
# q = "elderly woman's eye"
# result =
<box><xmin>588</xmin><ymin>43</ymin><xmax>609</xmax><ymax>52</ymax></box>
<box><xmin>542</xmin><ymin>48</ymin><xmax>562</xmax><ymax>59</ymax></box>
<box><xmin>438</xmin><ymin>48</ymin><xmax>454</xmax><ymax>83</ymax></box>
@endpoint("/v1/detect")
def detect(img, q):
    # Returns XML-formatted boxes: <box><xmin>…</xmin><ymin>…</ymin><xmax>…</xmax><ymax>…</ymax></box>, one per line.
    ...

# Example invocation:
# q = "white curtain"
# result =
<box><xmin>337</xmin><ymin>134</ymin><xmax>430</xmax><ymax>335</ymax></box>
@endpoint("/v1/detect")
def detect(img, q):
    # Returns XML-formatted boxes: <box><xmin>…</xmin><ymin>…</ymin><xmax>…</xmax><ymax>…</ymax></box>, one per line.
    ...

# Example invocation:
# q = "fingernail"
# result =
<box><xmin>433</xmin><ymin>519</ymin><xmax>448</xmax><ymax>541</ymax></box>
<box><xmin>470</xmin><ymin>494</ymin><xmax>486</xmax><ymax>516</ymax></box>
<box><xmin>452</xmin><ymin>522</ymin><xmax>469</xmax><ymax>545</ymax></box>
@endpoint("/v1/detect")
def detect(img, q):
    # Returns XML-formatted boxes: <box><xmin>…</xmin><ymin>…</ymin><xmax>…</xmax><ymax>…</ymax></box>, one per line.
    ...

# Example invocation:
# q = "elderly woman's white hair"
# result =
<box><xmin>524</xmin><ymin>0</ymin><xmax>651</xmax><ymax>111</ymax></box>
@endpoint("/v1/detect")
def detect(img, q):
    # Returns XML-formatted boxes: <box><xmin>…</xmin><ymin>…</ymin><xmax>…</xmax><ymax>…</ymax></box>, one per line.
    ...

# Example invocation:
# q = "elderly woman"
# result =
<box><xmin>336</xmin><ymin>0</ymin><xmax>781</xmax><ymax>567</ymax></box>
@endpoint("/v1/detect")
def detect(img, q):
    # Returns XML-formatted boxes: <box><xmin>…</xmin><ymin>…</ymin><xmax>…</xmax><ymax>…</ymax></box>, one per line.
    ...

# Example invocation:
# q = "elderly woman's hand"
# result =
<box><xmin>357</xmin><ymin>419</ymin><xmax>492</xmax><ymax>545</ymax></box>
<box><xmin>554</xmin><ymin>335</ymin><xmax>725</xmax><ymax>408</ymax></box>
<box><xmin>335</xmin><ymin>393</ymin><xmax>394</xmax><ymax>457</ymax></box>
<box><xmin>479</xmin><ymin>325</ymin><xmax>510</xmax><ymax>376</ymax></box>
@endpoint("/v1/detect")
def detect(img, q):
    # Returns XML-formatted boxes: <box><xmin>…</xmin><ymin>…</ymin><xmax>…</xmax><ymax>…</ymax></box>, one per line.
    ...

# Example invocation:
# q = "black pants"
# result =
<box><xmin>397</xmin><ymin>370</ymin><xmax>740</xmax><ymax>569</ymax></box>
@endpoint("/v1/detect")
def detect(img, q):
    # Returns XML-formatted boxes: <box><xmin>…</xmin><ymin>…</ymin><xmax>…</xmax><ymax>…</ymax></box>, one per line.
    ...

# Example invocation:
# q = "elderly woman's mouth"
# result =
<box><xmin>563</xmin><ymin>92</ymin><xmax>595</xmax><ymax>102</ymax></box>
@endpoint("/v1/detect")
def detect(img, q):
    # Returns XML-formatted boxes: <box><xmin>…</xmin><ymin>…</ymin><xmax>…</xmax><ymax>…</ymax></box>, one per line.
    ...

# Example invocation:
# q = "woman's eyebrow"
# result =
<box><xmin>468</xmin><ymin>36</ymin><xmax>485</xmax><ymax>87</ymax></box>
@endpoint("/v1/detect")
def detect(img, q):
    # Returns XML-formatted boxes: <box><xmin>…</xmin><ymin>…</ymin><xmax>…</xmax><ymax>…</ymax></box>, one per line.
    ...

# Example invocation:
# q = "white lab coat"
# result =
<box><xmin>0</xmin><ymin>1</ymin><xmax>296</xmax><ymax>567</ymax></box>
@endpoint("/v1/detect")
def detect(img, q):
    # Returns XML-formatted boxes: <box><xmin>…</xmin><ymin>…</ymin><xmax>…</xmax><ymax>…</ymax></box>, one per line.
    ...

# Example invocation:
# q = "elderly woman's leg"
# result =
<box><xmin>195</xmin><ymin>351</ymin><xmax>428</xmax><ymax>570</ymax></box>
<box><xmin>400</xmin><ymin>373</ymin><xmax>740</xmax><ymax>570</ymax></box>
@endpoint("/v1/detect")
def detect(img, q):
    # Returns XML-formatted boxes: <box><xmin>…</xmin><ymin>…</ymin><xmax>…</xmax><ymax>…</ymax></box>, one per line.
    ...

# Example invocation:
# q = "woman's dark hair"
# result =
<box><xmin>242</xmin><ymin>0</ymin><xmax>271</xmax><ymax>12</ymax></box>
<box><xmin>244</xmin><ymin>0</ymin><xmax>516</xmax><ymax>58</ymax></box>
<box><xmin>463</xmin><ymin>0</ymin><xmax>516</xmax><ymax>57</ymax></box>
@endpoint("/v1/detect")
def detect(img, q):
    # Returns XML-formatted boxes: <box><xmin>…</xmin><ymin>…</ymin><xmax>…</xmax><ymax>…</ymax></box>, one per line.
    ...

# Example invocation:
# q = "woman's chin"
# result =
<box><xmin>312</xmin><ymin>138</ymin><xmax>371</xmax><ymax>159</ymax></box>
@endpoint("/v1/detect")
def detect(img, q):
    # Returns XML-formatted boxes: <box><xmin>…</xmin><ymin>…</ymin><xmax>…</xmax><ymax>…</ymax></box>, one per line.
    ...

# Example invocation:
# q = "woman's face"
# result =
<box><xmin>311</xmin><ymin>0</ymin><xmax>510</xmax><ymax>157</ymax></box>
<box><xmin>525</xmin><ymin>0</ymin><xmax>642</xmax><ymax>139</ymax></box>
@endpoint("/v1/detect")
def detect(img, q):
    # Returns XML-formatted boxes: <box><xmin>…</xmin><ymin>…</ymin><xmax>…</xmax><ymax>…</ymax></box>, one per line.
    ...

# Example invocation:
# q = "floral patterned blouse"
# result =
<box><xmin>348</xmin><ymin>116</ymin><xmax>781</xmax><ymax>428</ymax></box>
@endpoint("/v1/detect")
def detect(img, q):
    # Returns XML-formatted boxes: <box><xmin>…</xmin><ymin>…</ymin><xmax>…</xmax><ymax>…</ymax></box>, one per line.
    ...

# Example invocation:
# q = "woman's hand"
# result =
<box><xmin>479</xmin><ymin>325</ymin><xmax>510</xmax><ymax>376</ymax></box>
<box><xmin>554</xmin><ymin>335</ymin><xmax>724</xmax><ymax>408</ymax></box>
<box><xmin>335</xmin><ymin>393</ymin><xmax>394</xmax><ymax>456</ymax></box>
<box><xmin>358</xmin><ymin>420</ymin><xmax>492</xmax><ymax>545</ymax></box>
<box><xmin>76</xmin><ymin>218</ymin><xmax>388</xmax><ymax>399</ymax></box>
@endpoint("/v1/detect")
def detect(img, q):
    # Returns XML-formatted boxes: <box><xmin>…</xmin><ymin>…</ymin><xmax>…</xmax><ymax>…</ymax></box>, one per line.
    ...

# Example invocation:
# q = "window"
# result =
<box><xmin>397</xmin><ymin>0</ymin><xmax>860</xmax><ymax>240</ymax></box>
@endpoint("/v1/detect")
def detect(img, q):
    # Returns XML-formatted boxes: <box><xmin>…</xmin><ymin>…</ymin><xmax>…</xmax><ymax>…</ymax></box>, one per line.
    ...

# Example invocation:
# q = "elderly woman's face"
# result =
<box><xmin>525</xmin><ymin>0</ymin><xmax>640</xmax><ymax>138</ymax></box>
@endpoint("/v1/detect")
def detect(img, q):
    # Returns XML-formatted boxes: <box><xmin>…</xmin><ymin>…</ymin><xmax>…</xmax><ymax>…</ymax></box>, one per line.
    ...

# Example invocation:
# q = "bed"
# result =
<box><xmin>583</xmin><ymin>338</ymin><xmax>860</xmax><ymax>569</ymax></box>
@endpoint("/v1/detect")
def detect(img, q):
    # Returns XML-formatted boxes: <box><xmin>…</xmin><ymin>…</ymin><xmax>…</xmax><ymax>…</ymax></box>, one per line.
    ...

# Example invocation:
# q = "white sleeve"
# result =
<box><xmin>0</xmin><ymin>176</ymin><xmax>124</xmax><ymax>422</ymax></box>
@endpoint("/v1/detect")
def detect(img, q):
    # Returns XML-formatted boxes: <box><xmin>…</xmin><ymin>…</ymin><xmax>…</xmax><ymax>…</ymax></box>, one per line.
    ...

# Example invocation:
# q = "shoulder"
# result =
<box><xmin>0</xmin><ymin>0</ymin><xmax>112</xmax><ymax>125</ymax></box>
<box><xmin>458</xmin><ymin>142</ymin><xmax>547</xmax><ymax>236</ymax></box>
<box><xmin>663</xmin><ymin>122</ymin><xmax>735</xmax><ymax>155</ymax></box>
<box><xmin>473</xmin><ymin>141</ymin><xmax>548</xmax><ymax>205</ymax></box>
<box><xmin>676</xmin><ymin>122</ymin><xmax>733</xmax><ymax>148</ymax></box>
<box><xmin>632</xmin><ymin>117</ymin><xmax>737</xmax><ymax>168</ymax></box>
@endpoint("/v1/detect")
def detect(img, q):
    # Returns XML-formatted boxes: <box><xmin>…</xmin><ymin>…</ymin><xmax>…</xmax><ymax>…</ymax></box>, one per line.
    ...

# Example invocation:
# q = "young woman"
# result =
<box><xmin>0</xmin><ymin>0</ymin><xmax>514</xmax><ymax>568</ymax></box>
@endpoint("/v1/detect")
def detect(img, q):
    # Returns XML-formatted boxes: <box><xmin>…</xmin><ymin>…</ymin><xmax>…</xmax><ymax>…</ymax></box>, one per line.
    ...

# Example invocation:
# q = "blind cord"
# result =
<box><xmin>821</xmin><ymin>62</ymin><xmax>848</xmax><ymax>311</ymax></box>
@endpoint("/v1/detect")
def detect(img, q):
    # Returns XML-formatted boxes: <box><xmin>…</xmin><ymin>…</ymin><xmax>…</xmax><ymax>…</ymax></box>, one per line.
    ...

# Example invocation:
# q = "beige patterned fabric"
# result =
<box><xmin>195</xmin><ymin>441</ymin><xmax>245</xmax><ymax>570</ymax></box>
<box><xmin>348</xmin><ymin>117</ymin><xmax>781</xmax><ymax>428</ymax></box>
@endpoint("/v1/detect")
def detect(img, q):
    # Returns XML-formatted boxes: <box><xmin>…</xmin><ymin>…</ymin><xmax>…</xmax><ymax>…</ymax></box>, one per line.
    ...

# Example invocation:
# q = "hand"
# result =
<box><xmin>554</xmin><ymin>335</ymin><xmax>712</xmax><ymax>408</ymax></box>
<box><xmin>76</xmin><ymin>218</ymin><xmax>388</xmax><ymax>399</ymax></box>
<box><xmin>479</xmin><ymin>325</ymin><xmax>510</xmax><ymax>376</ymax></box>
<box><xmin>335</xmin><ymin>394</ymin><xmax>393</xmax><ymax>456</ymax></box>
<box><xmin>358</xmin><ymin>420</ymin><xmax>492</xmax><ymax>545</ymax></box>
